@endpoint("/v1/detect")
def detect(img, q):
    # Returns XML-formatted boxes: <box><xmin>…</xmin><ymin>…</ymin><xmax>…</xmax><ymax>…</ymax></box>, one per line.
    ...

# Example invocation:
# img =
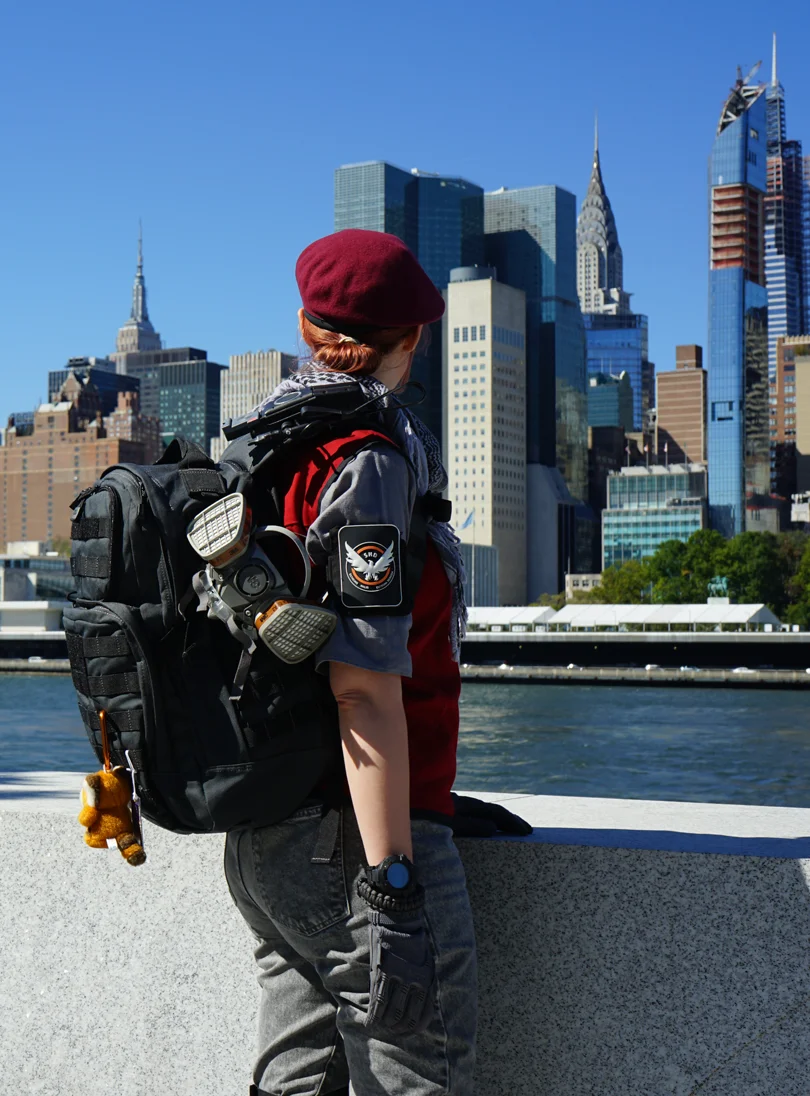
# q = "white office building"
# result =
<box><xmin>444</xmin><ymin>267</ymin><xmax>527</xmax><ymax>604</ymax></box>
<box><xmin>210</xmin><ymin>350</ymin><xmax>297</xmax><ymax>459</ymax></box>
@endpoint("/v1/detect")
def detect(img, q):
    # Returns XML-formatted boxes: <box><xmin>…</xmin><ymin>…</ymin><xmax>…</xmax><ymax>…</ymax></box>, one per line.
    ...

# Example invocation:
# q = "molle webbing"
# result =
<box><xmin>70</xmin><ymin>555</ymin><xmax>111</xmax><ymax>578</ymax></box>
<box><xmin>71</xmin><ymin>517</ymin><xmax>110</xmax><ymax>540</ymax></box>
<box><xmin>72</xmin><ymin>670</ymin><xmax>140</xmax><ymax>697</ymax></box>
<box><xmin>180</xmin><ymin>468</ymin><xmax>225</xmax><ymax>497</ymax></box>
<box><xmin>66</xmin><ymin>634</ymin><xmax>130</xmax><ymax>659</ymax></box>
<box><xmin>79</xmin><ymin>707</ymin><xmax>144</xmax><ymax>737</ymax></box>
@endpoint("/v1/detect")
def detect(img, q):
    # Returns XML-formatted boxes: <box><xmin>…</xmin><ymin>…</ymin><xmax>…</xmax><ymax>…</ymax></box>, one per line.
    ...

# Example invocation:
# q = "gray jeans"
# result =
<box><xmin>224</xmin><ymin>805</ymin><xmax>478</xmax><ymax>1096</ymax></box>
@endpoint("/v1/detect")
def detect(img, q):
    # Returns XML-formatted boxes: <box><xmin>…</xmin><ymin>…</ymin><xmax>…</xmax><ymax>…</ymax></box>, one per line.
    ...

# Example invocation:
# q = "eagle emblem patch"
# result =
<box><xmin>336</xmin><ymin>525</ymin><xmax>403</xmax><ymax>609</ymax></box>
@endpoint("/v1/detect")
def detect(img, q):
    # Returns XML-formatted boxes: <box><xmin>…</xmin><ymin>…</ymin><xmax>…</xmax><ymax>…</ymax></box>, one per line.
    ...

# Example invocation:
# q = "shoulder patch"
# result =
<box><xmin>337</xmin><ymin>524</ymin><xmax>403</xmax><ymax>610</ymax></box>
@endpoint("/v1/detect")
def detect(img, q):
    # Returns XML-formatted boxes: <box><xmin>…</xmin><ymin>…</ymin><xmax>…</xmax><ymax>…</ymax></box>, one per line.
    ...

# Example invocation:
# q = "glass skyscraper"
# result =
<box><xmin>708</xmin><ymin>67</ymin><xmax>769</xmax><ymax>538</ymax></box>
<box><xmin>765</xmin><ymin>37</ymin><xmax>807</xmax><ymax>376</ymax></box>
<box><xmin>803</xmin><ymin>156</ymin><xmax>810</xmax><ymax>331</ymax></box>
<box><xmin>122</xmin><ymin>349</ymin><xmax>226</xmax><ymax>451</ymax></box>
<box><xmin>334</xmin><ymin>162</ymin><xmax>417</xmax><ymax>250</ymax></box>
<box><xmin>334</xmin><ymin>162</ymin><xmax>483</xmax><ymax>441</ymax></box>
<box><xmin>587</xmin><ymin>371</ymin><xmax>633</xmax><ymax>431</ymax></box>
<box><xmin>483</xmin><ymin>185</ymin><xmax>587</xmax><ymax>501</ymax></box>
<box><xmin>582</xmin><ymin>313</ymin><xmax>651</xmax><ymax>430</ymax></box>
<box><xmin>602</xmin><ymin>465</ymin><xmax>708</xmax><ymax>569</ymax></box>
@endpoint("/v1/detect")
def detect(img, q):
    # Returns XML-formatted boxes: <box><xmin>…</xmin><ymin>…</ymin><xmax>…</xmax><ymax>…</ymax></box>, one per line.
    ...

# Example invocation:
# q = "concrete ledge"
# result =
<box><xmin>4</xmin><ymin>774</ymin><xmax>810</xmax><ymax>1095</ymax></box>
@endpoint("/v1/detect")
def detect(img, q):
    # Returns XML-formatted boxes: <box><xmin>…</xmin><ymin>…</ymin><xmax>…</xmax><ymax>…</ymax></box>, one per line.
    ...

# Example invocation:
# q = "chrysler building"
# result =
<box><xmin>576</xmin><ymin>119</ymin><xmax>631</xmax><ymax>315</ymax></box>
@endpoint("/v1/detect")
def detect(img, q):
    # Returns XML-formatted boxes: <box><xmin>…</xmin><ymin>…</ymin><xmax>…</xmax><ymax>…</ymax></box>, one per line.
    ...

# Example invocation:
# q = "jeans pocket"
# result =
<box><xmin>250</xmin><ymin>808</ymin><xmax>351</xmax><ymax>936</ymax></box>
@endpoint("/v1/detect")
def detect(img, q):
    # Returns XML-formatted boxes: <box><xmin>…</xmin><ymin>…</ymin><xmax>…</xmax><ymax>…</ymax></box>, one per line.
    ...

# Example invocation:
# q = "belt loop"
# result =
<box><xmin>311</xmin><ymin>806</ymin><xmax>341</xmax><ymax>864</ymax></box>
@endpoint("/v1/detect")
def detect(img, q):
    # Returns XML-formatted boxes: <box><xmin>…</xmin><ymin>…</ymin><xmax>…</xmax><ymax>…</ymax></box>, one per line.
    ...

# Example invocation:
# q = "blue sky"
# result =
<box><xmin>0</xmin><ymin>0</ymin><xmax>808</xmax><ymax>418</ymax></box>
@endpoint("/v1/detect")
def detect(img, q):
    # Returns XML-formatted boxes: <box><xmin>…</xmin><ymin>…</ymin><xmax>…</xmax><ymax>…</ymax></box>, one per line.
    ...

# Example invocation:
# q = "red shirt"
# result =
<box><xmin>278</xmin><ymin>430</ymin><xmax>459</xmax><ymax>818</ymax></box>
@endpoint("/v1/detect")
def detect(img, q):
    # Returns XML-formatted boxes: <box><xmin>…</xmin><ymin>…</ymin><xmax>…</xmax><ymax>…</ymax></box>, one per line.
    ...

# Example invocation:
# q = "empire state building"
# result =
<box><xmin>113</xmin><ymin>229</ymin><xmax>162</xmax><ymax>363</ymax></box>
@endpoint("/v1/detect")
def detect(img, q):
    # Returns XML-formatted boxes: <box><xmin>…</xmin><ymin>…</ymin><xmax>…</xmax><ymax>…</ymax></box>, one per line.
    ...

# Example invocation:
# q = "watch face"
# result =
<box><xmin>386</xmin><ymin>862</ymin><xmax>411</xmax><ymax>889</ymax></box>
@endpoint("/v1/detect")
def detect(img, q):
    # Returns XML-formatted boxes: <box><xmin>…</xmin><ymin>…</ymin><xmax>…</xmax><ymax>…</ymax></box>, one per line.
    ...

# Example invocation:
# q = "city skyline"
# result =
<box><xmin>2</xmin><ymin>2</ymin><xmax>808</xmax><ymax>421</ymax></box>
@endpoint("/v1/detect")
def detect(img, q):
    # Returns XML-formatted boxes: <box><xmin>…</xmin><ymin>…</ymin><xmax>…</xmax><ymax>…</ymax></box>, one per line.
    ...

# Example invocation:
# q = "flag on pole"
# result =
<box><xmin>459</xmin><ymin>509</ymin><xmax>475</xmax><ymax>530</ymax></box>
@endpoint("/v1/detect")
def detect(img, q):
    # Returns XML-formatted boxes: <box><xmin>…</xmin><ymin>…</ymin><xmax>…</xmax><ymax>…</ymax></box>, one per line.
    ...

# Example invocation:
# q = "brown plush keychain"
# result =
<box><xmin>77</xmin><ymin>710</ymin><xmax>146</xmax><ymax>866</ymax></box>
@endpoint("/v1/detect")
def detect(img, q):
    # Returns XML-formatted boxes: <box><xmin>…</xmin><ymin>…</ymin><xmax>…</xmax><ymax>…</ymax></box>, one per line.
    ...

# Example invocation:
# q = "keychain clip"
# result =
<box><xmin>99</xmin><ymin>708</ymin><xmax>112</xmax><ymax>772</ymax></box>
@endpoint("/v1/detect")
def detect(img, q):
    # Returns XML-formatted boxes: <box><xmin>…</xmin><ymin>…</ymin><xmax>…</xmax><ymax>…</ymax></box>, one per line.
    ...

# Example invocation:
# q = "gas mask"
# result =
<box><xmin>186</xmin><ymin>492</ymin><xmax>336</xmax><ymax>667</ymax></box>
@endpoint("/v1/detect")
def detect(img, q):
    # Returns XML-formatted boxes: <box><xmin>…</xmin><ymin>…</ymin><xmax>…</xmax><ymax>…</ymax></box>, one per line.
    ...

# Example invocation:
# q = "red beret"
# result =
<box><xmin>296</xmin><ymin>229</ymin><xmax>445</xmax><ymax>334</ymax></box>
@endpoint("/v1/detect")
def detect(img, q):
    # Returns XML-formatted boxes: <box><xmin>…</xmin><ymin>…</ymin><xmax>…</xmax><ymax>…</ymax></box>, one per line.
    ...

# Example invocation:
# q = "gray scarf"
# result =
<box><xmin>257</xmin><ymin>366</ymin><xmax>467</xmax><ymax>659</ymax></box>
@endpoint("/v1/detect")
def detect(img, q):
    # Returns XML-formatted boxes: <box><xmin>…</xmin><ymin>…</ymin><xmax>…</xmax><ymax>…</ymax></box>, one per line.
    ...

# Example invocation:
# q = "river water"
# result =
<box><xmin>3</xmin><ymin>673</ymin><xmax>810</xmax><ymax>807</ymax></box>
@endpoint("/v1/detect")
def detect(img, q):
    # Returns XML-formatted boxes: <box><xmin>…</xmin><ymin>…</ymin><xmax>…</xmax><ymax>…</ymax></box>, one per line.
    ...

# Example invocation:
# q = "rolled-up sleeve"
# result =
<box><xmin>306</xmin><ymin>444</ymin><xmax>416</xmax><ymax>677</ymax></box>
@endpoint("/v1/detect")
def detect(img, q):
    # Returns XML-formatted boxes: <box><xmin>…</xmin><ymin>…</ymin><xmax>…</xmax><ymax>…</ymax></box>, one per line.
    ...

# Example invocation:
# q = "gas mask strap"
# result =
<box><xmin>253</xmin><ymin>526</ymin><xmax>312</xmax><ymax>599</ymax></box>
<box><xmin>192</xmin><ymin>569</ymin><xmax>257</xmax><ymax>700</ymax></box>
<box><xmin>230</xmin><ymin>644</ymin><xmax>257</xmax><ymax>702</ymax></box>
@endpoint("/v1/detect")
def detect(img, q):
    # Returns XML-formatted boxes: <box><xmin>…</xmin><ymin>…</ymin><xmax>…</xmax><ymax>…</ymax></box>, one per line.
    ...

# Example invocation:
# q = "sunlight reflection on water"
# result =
<box><xmin>3</xmin><ymin>675</ymin><xmax>810</xmax><ymax>807</ymax></box>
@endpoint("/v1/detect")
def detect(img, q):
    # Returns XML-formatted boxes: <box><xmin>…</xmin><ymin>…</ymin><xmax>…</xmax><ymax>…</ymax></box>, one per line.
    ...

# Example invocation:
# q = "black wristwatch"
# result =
<box><xmin>363</xmin><ymin>854</ymin><xmax>417</xmax><ymax>895</ymax></box>
<box><xmin>358</xmin><ymin>854</ymin><xmax>424</xmax><ymax>912</ymax></box>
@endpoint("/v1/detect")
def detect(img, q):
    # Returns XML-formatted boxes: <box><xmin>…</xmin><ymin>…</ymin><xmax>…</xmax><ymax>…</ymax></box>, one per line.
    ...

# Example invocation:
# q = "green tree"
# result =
<box><xmin>589</xmin><ymin>560</ymin><xmax>650</xmax><ymax>604</ymax></box>
<box><xmin>784</xmin><ymin>539</ymin><xmax>810</xmax><ymax>628</ymax></box>
<box><xmin>49</xmin><ymin>536</ymin><xmax>71</xmax><ymax>557</ymax></box>
<box><xmin>638</xmin><ymin>529</ymin><xmax>726</xmax><ymax>604</ymax></box>
<box><xmin>531</xmin><ymin>591</ymin><xmax>567</xmax><ymax>611</ymax></box>
<box><xmin>645</xmin><ymin>539</ymin><xmax>689</xmax><ymax>602</ymax></box>
<box><xmin>678</xmin><ymin>529</ymin><xmax>726</xmax><ymax>601</ymax></box>
<box><xmin>778</xmin><ymin>531</ymin><xmax>809</xmax><ymax>610</ymax></box>
<box><xmin>714</xmin><ymin>531</ymin><xmax>789</xmax><ymax>616</ymax></box>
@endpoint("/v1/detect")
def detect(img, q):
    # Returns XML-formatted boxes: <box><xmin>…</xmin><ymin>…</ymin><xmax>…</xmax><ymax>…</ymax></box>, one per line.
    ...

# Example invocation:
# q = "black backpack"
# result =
<box><xmin>64</xmin><ymin>383</ymin><xmax>433</xmax><ymax>834</ymax></box>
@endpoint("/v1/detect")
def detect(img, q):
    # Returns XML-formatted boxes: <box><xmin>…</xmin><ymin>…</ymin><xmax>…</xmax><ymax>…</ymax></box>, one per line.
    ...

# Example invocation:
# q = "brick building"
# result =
<box><xmin>0</xmin><ymin>374</ymin><xmax>150</xmax><ymax>548</ymax></box>
<box><xmin>103</xmin><ymin>389</ymin><xmax>162</xmax><ymax>464</ymax></box>
<box><xmin>655</xmin><ymin>345</ymin><xmax>707</xmax><ymax>464</ymax></box>
<box><xmin>770</xmin><ymin>335</ymin><xmax>810</xmax><ymax>498</ymax></box>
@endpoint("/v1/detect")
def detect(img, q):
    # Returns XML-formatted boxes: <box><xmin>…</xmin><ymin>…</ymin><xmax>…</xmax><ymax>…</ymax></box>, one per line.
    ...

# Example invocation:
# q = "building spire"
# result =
<box><xmin>577</xmin><ymin>118</ymin><xmax>631</xmax><ymax>316</ymax></box>
<box><xmin>130</xmin><ymin>221</ymin><xmax>149</xmax><ymax>324</ymax></box>
<box><xmin>594</xmin><ymin>111</ymin><xmax>599</xmax><ymax>163</ymax></box>
<box><xmin>114</xmin><ymin>222</ymin><xmax>162</xmax><ymax>357</ymax></box>
<box><xmin>771</xmin><ymin>32</ymin><xmax>778</xmax><ymax>87</ymax></box>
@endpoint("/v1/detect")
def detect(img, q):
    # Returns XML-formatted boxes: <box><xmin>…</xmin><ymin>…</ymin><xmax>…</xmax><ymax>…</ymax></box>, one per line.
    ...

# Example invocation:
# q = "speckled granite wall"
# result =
<box><xmin>3</xmin><ymin>775</ymin><xmax>810</xmax><ymax>1095</ymax></box>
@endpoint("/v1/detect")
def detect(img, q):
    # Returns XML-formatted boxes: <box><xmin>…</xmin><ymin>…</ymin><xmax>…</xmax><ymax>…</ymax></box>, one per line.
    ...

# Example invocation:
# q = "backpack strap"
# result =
<box><xmin>155</xmin><ymin>437</ymin><xmax>226</xmax><ymax>498</ymax></box>
<box><xmin>401</xmin><ymin>492</ymin><xmax>451</xmax><ymax>611</ymax></box>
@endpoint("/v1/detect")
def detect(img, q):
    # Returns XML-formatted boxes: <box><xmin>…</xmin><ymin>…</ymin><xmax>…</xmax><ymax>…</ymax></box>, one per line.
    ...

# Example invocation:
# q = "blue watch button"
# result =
<box><xmin>386</xmin><ymin>862</ymin><xmax>410</xmax><ymax>889</ymax></box>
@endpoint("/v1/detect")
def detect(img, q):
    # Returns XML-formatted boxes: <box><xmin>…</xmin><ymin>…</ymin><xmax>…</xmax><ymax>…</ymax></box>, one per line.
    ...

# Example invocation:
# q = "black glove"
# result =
<box><xmin>450</xmin><ymin>793</ymin><xmax>533</xmax><ymax>838</ymax></box>
<box><xmin>366</xmin><ymin>907</ymin><xmax>436</xmax><ymax>1036</ymax></box>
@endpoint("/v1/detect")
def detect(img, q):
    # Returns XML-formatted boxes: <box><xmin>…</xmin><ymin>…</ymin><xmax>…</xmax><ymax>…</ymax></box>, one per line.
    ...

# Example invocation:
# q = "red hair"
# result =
<box><xmin>299</xmin><ymin>314</ymin><xmax>420</xmax><ymax>377</ymax></box>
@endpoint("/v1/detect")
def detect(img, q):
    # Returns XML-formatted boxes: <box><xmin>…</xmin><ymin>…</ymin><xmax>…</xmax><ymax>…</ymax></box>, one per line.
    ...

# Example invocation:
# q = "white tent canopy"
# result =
<box><xmin>467</xmin><ymin>606</ymin><xmax>557</xmax><ymax>631</ymax></box>
<box><xmin>548</xmin><ymin>603</ymin><xmax>782</xmax><ymax>632</ymax></box>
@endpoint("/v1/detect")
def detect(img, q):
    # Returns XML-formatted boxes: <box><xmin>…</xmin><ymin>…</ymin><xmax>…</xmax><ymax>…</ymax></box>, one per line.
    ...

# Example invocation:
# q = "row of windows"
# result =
<box><xmin>453</xmin><ymin>363</ymin><xmax>486</xmax><ymax>372</ymax></box>
<box><xmin>492</xmin><ymin>326</ymin><xmax>525</xmax><ymax>350</ymax></box>
<box><xmin>453</xmin><ymin>352</ymin><xmax>486</xmax><ymax>360</ymax></box>
<box><xmin>453</xmin><ymin>326</ymin><xmax>487</xmax><ymax>343</ymax></box>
